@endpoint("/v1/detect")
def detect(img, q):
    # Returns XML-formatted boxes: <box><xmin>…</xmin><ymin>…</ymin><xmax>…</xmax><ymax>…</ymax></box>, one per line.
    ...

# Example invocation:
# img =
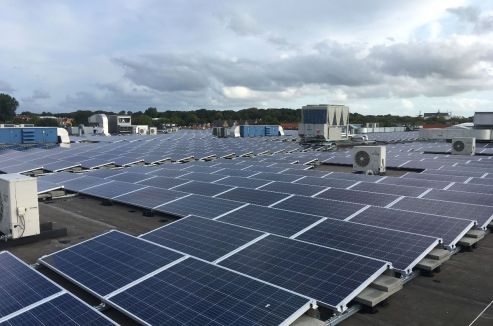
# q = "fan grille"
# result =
<box><xmin>355</xmin><ymin>151</ymin><xmax>371</xmax><ymax>167</ymax></box>
<box><xmin>453</xmin><ymin>141</ymin><xmax>465</xmax><ymax>152</ymax></box>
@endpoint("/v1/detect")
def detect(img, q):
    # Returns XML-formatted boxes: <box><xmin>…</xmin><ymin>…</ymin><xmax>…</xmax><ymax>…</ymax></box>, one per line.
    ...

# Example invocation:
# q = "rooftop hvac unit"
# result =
<box><xmin>0</xmin><ymin>174</ymin><xmax>40</xmax><ymax>240</ymax></box>
<box><xmin>353</xmin><ymin>146</ymin><xmax>386</xmax><ymax>175</ymax></box>
<box><xmin>451</xmin><ymin>137</ymin><xmax>475</xmax><ymax>155</ymax></box>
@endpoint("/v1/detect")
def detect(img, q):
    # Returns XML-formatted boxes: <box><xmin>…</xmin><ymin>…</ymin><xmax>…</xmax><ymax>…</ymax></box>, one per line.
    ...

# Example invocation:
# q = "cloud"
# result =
<box><xmin>0</xmin><ymin>81</ymin><xmax>14</xmax><ymax>93</ymax></box>
<box><xmin>447</xmin><ymin>6</ymin><xmax>480</xmax><ymax>22</ymax></box>
<box><xmin>225</xmin><ymin>12</ymin><xmax>263</xmax><ymax>36</ymax></box>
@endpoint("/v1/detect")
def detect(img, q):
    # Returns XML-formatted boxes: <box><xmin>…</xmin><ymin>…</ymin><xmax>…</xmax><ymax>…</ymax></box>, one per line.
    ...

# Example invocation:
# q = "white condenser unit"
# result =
<box><xmin>353</xmin><ymin>146</ymin><xmax>386</xmax><ymax>174</ymax></box>
<box><xmin>0</xmin><ymin>174</ymin><xmax>40</xmax><ymax>240</ymax></box>
<box><xmin>451</xmin><ymin>137</ymin><xmax>475</xmax><ymax>155</ymax></box>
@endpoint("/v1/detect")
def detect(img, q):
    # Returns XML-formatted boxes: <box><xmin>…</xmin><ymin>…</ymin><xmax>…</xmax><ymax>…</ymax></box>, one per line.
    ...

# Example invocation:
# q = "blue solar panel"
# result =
<box><xmin>62</xmin><ymin>175</ymin><xmax>110</xmax><ymax>192</ymax></box>
<box><xmin>449</xmin><ymin>182</ymin><xmax>493</xmax><ymax>195</ymax></box>
<box><xmin>108</xmin><ymin>172</ymin><xmax>153</xmax><ymax>183</ymax></box>
<box><xmin>260</xmin><ymin>181</ymin><xmax>327</xmax><ymax>196</ymax></box>
<box><xmin>380</xmin><ymin>177</ymin><xmax>450</xmax><ymax>189</ymax></box>
<box><xmin>108</xmin><ymin>258</ymin><xmax>311</xmax><ymax>326</ymax></box>
<box><xmin>423</xmin><ymin>189</ymin><xmax>493</xmax><ymax>207</ymax></box>
<box><xmin>273</xmin><ymin>195</ymin><xmax>365</xmax><ymax>220</ymax></box>
<box><xmin>113</xmin><ymin>186</ymin><xmax>188</xmax><ymax>209</ymax></box>
<box><xmin>212</xmin><ymin>168</ymin><xmax>259</xmax><ymax>177</ymax></box>
<box><xmin>37</xmin><ymin>179</ymin><xmax>63</xmax><ymax>194</ymax></box>
<box><xmin>403</xmin><ymin>172</ymin><xmax>469</xmax><ymax>183</ymax></box>
<box><xmin>218</xmin><ymin>235</ymin><xmax>388</xmax><ymax>311</ymax></box>
<box><xmin>155</xmin><ymin>194</ymin><xmax>245</xmax><ymax>218</ymax></box>
<box><xmin>218</xmin><ymin>205</ymin><xmax>324</xmax><ymax>237</ymax></box>
<box><xmin>315</xmin><ymin>188</ymin><xmax>400</xmax><ymax>207</ymax></box>
<box><xmin>251</xmin><ymin>172</ymin><xmax>303</xmax><ymax>183</ymax></box>
<box><xmin>352</xmin><ymin>182</ymin><xmax>427</xmax><ymax>197</ymax></box>
<box><xmin>86</xmin><ymin>169</ymin><xmax>125</xmax><ymax>178</ymax></box>
<box><xmin>80</xmin><ymin>181</ymin><xmax>144</xmax><ymax>199</ymax></box>
<box><xmin>215</xmin><ymin>176</ymin><xmax>272</xmax><ymax>189</ymax></box>
<box><xmin>172</xmin><ymin>180</ymin><xmax>233</xmax><ymax>196</ymax></box>
<box><xmin>392</xmin><ymin>197</ymin><xmax>493</xmax><ymax>229</ymax></box>
<box><xmin>136</xmin><ymin>176</ymin><xmax>190</xmax><ymax>189</ymax></box>
<box><xmin>295</xmin><ymin>176</ymin><xmax>357</xmax><ymax>189</ymax></box>
<box><xmin>350</xmin><ymin>206</ymin><xmax>474</xmax><ymax>248</ymax></box>
<box><xmin>295</xmin><ymin>218</ymin><xmax>440</xmax><ymax>273</ymax></box>
<box><xmin>142</xmin><ymin>216</ymin><xmax>265</xmax><ymax>261</ymax></box>
<box><xmin>218</xmin><ymin>188</ymin><xmax>291</xmax><ymax>206</ymax></box>
<box><xmin>0</xmin><ymin>252</ymin><xmax>61</xmax><ymax>319</ymax></box>
<box><xmin>39</xmin><ymin>172</ymin><xmax>83</xmax><ymax>184</ymax></box>
<box><xmin>2</xmin><ymin>293</ymin><xmax>115</xmax><ymax>326</ymax></box>
<box><xmin>39</xmin><ymin>231</ymin><xmax>184</xmax><ymax>297</ymax></box>
<box><xmin>178</xmin><ymin>172</ymin><xmax>226</xmax><ymax>183</ymax></box>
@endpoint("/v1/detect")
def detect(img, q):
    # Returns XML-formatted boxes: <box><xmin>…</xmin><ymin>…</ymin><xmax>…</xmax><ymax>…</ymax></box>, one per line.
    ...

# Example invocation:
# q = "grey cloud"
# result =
<box><xmin>225</xmin><ymin>12</ymin><xmax>263</xmax><ymax>36</ymax></box>
<box><xmin>0</xmin><ymin>81</ymin><xmax>14</xmax><ymax>93</ymax></box>
<box><xmin>474</xmin><ymin>15</ymin><xmax>493</xmax><ymax>34</ymax></box>
<box><xmin>447</xmin><ymin>6</ymin><xmax>479</xmax><ymax>22</ymax></box>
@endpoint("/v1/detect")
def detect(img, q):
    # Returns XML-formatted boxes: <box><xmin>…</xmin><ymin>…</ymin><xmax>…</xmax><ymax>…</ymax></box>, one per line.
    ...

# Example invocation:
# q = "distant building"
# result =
<box><xmin>108</xmin><ymin>115</ymin><xmax>132</xmax><ymax>134</ymax></box>
<box><xmin>423</xmin><ymin>111</ymin><xmax>451</xmax><ymax>120</ymax></box>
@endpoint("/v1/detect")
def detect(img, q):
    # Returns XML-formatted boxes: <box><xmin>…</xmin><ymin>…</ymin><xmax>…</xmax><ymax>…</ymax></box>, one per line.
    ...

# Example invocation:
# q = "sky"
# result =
<box><xmin>0</xmin><ymin>0</ymin><xmax>492</xmax><ymax>116</ymax></box>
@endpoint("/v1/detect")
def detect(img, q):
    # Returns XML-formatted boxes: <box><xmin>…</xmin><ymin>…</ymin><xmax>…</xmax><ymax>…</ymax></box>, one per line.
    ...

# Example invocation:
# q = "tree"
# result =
<box><xmin>0</xmin><ymin>93</ymin><xmax>19</xmax><ymax>122</ymax></box>
<box><xmin>132</xmin><ymin>114</ymin><xmax>153</xmax><ymax>126</ymax></box>
<box><xmin>144</xmin><ymin>107</ymin><xmax>159</xmax><ymax>118</ymax></box>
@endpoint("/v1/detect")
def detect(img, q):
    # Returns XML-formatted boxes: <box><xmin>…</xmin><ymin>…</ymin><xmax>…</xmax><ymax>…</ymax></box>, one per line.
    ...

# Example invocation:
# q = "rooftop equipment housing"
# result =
<box><xmin>0</xmin><ymin>174</ymin><xmax>40</xmax><ymax>240</ymax></box>
<box><xmin>299</xmin><ymin>104</ymin><xmax>349</xmax><ymax>142</ymax></box>
<box><xmin>353</xmin><ymin>146</ymin><xmax>386</xmax><ymax>175</ymax></box>
<box><xmin>451</xmin><ymin>137</ymin><xmax>476</xmax><ymax>155</ymax></box>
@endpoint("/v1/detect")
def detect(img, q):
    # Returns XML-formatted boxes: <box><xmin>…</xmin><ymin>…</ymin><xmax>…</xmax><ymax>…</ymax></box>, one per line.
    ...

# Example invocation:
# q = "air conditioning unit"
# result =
<box><xmin>451</xmin><ymin>137</ymin><xmax>475</xmax><ymax>155</ymax></box>
<box><xmin>0</xmin><ymin>174</ymin><xmax>40</xmax><ymax>240</ymax></box>
<box><xmin>149</xmin><ymin>127</ymin><xmax>157</xmax><ymax>135</ymax></box>
<box><xmin>353</xmin><ymin>146</ymin><xmax>386</xmax><ymax>174</ymax></box>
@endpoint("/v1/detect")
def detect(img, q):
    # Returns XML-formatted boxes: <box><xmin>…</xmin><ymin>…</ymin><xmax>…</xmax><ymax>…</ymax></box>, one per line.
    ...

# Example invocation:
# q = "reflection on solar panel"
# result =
<box><xmin>156</xmin><ymin>194</ymin><xmax>245</xmax><ymax>219</ymax></box>
<box><xmin>218</xmin><ymin>235</ymin><xmax>388</xmax><ymax>311</ymax></box>
<box><xmin>80</xmin><ymin>181</ymin><xmax>144</xmax><ymax>199</ymax></box>
<box><xmin>113</xmin><ymin>186</ymin><xmax>188</xmax><ymax>209</ymax></box>
<box><xmin>172</xmin><ymin>180</ymin><xmax>233</xmax><ymax>196</ymax></box>
<box><xmin>215</xmin><ymin>176</ymin><xmax>272</xmax><ymax>189</ymax></box>
<box><xmin>212</xmin><ymin>168</ymin><xmax>260</xmax><ymax>177</ymax></box>
<box><xmin>136</xmin><ymin>176</ymin><xmax>190</xmax><ymax>189</ymax></box>
<box><xmin>273</xmin><ymin>195</ymin><xmax>365</xmax><ymax>220</ymax></box>
<box><xmin>218</xmin><ymin>205</ymin><xmax>324</xmax><ymax>237</ymax></box>
<box><xmin>2</xmin><ymin>293</ymin><xmax>115</xmax><ymax>326</ymax></box>
<box><xmin>0</xmin><ymin>252</ymin><xmax>60</xmax><ymax>319</ymax></box>
<box><xmin>260</xmin><ymin>181</ymin><xmax>327</xmax><ymax>197</ymax></box>
<box><xmin>86</xmin><ymin>169</ymin><xmax>125</xmax><ymax>178</ymax></box>
<box><xmin>391</xmin><ymin>197</ymin><xmax>493</xmax><ymax>229</ymax></box>
<box><xmin>315</xmin><ymin>188</ymin><xmax>400</xmax><ymax>207</ymax></box>
<box><xmin>39</xmin><ymin>171</ymin><xmax>83</xmax><ymax>184</ymax></box>
<box><xmin>108</xmin><ymin>258</ymin><xmax>311</xmax><ymax>326</ymax></box>
<box><xmin>423</xmin><ymin>189</ymin><xmax>493</xmax><ymax>207</ymax></box>
<box><xmin>350</xmin><ymin>206</ymin><xmax>473</xmax><ymax>248</ymax></box>
<box><xmin>148</xmin><ymin>168</ymin><xmax>189</xmax><ymax>178</ymax></box>
<box><xmin>295</xmin><ymin>218</ymin><xmax>439</xmax><ymax>273</ymax></box>
<box><xmin>218</xmin><ymin>187</ymin><xmax>290</xmax><ymax>206</ymax></box>
<box><xmin>352</xmin><ymin>182</ymin><xmax>427</xmax><ymax>197</ymax></box>
<box><xmin>295</xmin><ymin>176</ymin><xmax>357</xmax><ymax>189</ymax></box>
<box><xmin>39</xmin><ymin>231</ymin><xmax>184</xmax><ymax>297</ymax></box>
<box><xmin>142</xmin><ymin>216</ymin><xmax>265</xmax><ymax>261</ymax></box>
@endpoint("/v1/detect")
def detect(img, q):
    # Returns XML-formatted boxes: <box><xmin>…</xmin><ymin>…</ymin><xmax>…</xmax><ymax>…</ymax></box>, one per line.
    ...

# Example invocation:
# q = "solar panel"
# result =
<box><xmin>113</xmin><ymin>186</ymin><xmax>188</xmax><ymax>209</ymax></box>
<box><xmin>212</xmin><ymin>168</ymin><xmax>260</xmax><ymax>177</ymax></box>
<box><xmin>80</xmin><ymin>181</ymin><xmax>144</xmax><ymax>199</ymax></box>
<box><xmin>148</xmin><ymin>168</ymin><xmax>189</xmax><ymax>178</ymax></box>
<box><xmin>273</xmin><ymin>195</ymin><xmax>365</xmax><ymax>220</ymax></box>
<box><xmin>352</xmin><ymin>181</ymin><xmax>427</xmax><ymax>197</ymax></box>
<box><xmin>403</xmin><ymin>172</ymin><xmax>469</xmax><ymax>183</ymax></box>
<box><xmin>42</xmin><ymin>160</ymin><xmax>80</xmax><ymax>172</ymax></box>
<box><xmin>315</xmin><ymin>188</ymin><xmax>400</xmax><ymax>207</ymax></box>
<box><xmin>2</xmin><ymin>293</ymin><xmax>115</xmax><ymax>326</ymax></box>
<box><xmin>423</xmin><ymin>189</ymin><xmax>493</xmax><ymax>207</ymax></box>
<box><xmin>172</xmin><ymin>180</ymin><xmax>234</xmax><ymax>196</ymax></box>
<box><xmin>218</xmin><ymin>235</ymin><xmax>388</xmax><ymax>311</ymax></box>
<box><xmin>259</xmin><ymin>181</ymin><xmax>328</xmax><ymax>197</ymax></box>
<box><xmin>86</xmin><ymin>169</ymin><xmax>125</xmax><ymax>178</ymax></box>
<box><xmin>108</xmin><ymin>258</ymin><xmax>311</xmax><ymax>326</ymax></box>
<box><xmin>141</xmin><ymin>216</ymin><xmax>265</xmax><ymax>261</ymax></box>
<box><xmin>391</xmin><ymin>197</ymin><xmax>493</xmax><ymax>229</ymax></box>
<box><xmin>295</xmin><ymin>218</ymin><xmax>440</xmax><ymax>273</ymax></box>
<box><xmin>136</xmin><ymin>175</ymin><xmax>190</xmax><ymax>189</ymax></box>
<box><xmin>468</xmin><ymin>177</ymin><xmax>493</xmax><ymax>186</ymax></box>
<box><xmin>39</xmin><ymin>231</ymin><xmax>184</xmax><ymax>298</ymax></box>
<box><xmin>422</xmin><ymin>169</ymin><xmax>484</xmax><ymax>178</ymax></box>
<box><xmin>39</xmin><ymin>171</ymin><xmax>83</xmax><ymax>184</ymax></box>
<box><xmin>62</xmin><ymin>175</ymin><xmax>111</xmax><ymax>192</ymax></box>
<box><xmin>155</xmin><ymin>194</ymin><xmax>245</xmax><ymax>219</ymax></box>
<box><xmin>449</xmin><ymin>183</ymin><xmax>493</xmax><ymax>195</ymax></box>
<box><xmin>295</xmin><ymin>176</ymin><xmax>357</xmax><ymax>189</ymax></box>
<box><xmin>325</xmin><ymin>172</ymin><xmax>383</xmax><ymax>182</ymax></box>
<box><xmin>0</xmin><ymin>252</ymin><xmax>61</xmax><ymax>319</ymax></box>
<box><xmin>215</xmin><ymin>176</ymin><xmax>273</xmax><ymax>189</ymax></box>
<box><xmin>350</xmin><ymin>206</ymin><xmax>474</xmax><ymax>248</ymax></box>
<box><xmin>176</xmin><ymin>172</ymin><xmax>226</xmax><ymax>183</ymax></box>
<box><xmin>251</xmin><ymin>172</ymin><xmax>302</xmax><ymax>183</ymax></box>
<box><xmin>218</xmin><ymin>205</ymin><xmax>324</xmax><ymax>237</ymax></box>
<box><xmin>108</xmin><ymin>172</ymin><xmax>153</xmax><ymax>183</ymax></box>
<box><xmin>379</xmin><ymin>177</ymin><xmax>450</xmax><ymax>189</ymax></box>
<box><xmin>37</xmin><ymin>179</ymin><xmax>63</xmax><ymax>194</ymax></box>
<box><xmin>217</xmin><ymin>187</ymin><xmax>290</xmax><ymax>206</ymax></box>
